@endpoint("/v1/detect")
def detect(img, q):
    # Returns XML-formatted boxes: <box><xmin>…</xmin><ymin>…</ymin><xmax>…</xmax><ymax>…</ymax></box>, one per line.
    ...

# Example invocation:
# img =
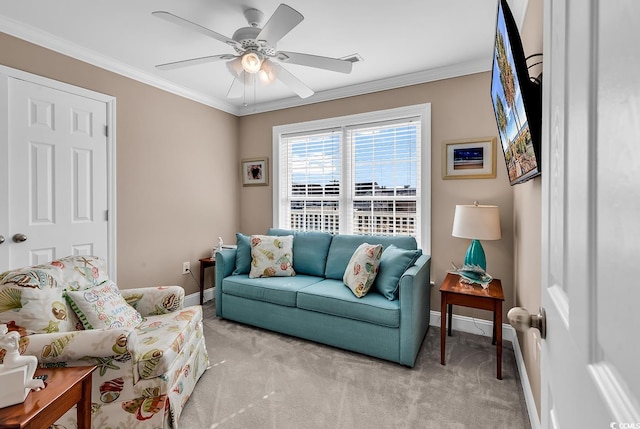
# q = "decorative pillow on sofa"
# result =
<box><xmin>233</xmin><ymin>232</ymin><xmax>252</xmax><ymax>275</ymax></box>
<box><xmin>343</xmin><ymin>243</ymin><xmax>383</xmax><ymax>298</ymax></box>
<box><xmin>65</xmin><ymin>281</ymin><xmax>143</xmax><ymax>330</ymax></box>
<box><xmin>0</xmin><ymin>286</ymin><xmax>80</xmax><ymax>334</ymax></box>
<box><xmin>249</xmin><ymin>235</ymin><xmax>295</xmax><ymax>278</ymax></box>
<box><xmin>374</xmin><ymin>245</ymin><xmax>422</xmax><ymax>300</ymax></box>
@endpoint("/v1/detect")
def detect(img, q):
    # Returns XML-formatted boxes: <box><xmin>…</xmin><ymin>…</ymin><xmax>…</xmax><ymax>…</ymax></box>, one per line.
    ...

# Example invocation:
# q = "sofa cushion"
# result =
<box><xmin>54</xmin><ymin>255</ymin><xmax>111</xmax><ymax>291</ymax></box>
<box><xmin>343</xmin><ymin>243</ymin><xmax>383</xmax><ymax>298</ymax></box>
<box><xmin>325</xmin><ymin>235</ymin><xmax>418</xmax><ymax>280</ymax></box>
<box><xmin>268</xmin><ymin>229</ymin><xmax>333</xmax><ymax>277</ymax></box>
<box><xmin>222</xmin><ymin>275</ymin><xmax>323</xmax><ymax>307</ymax></box>
<box><xmin>0</xmin><ymin>286</ymin><xmax>80</xmax><ymax>334</ymax></box>
<box><xmin>233</xmin><ymin>233</ymin><xmax>252</xmax><ymax>275</ymax></box>
<box><xmin>65</xmin><ymin>281</ymin><xmax>143</xmax><ymax>330</ymax></box>
<box><xmin>374</xmin><ymin>245</ymin><xmax>422</xmax><ymax>300</ymax></box>
<box><xmin>131</xmin><ymin>306</ymin><xmax>203</xmax><ymax>382</ymax></box>
<box><xmin>297</xmin><ymin>279</ymin><xmax>400</xmax><ymax>328</ymax></box>
<box><xmin>249</xmin><ymin>235</ymin><xmax>295</xmax><ymax>278</ymax></box>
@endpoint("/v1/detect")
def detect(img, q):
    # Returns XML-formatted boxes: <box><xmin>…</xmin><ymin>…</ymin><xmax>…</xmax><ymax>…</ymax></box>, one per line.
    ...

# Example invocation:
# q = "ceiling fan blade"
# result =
<box><xmin>156</xmin><ymin>54</ymin><xmax>236</xmax><ymax>71</ymax></box>
<box><xmin>256</xmin><ymin>4</ymin><xmax>304</xmax><ymax>45</ymax></box>
<box><xmin>271</xmin><ymin>63</ymin><xmax>314</xmax><ymax>99</ymax></box>
<box><xmin>153</xmin><ymin>11</ymin><xmax>240</xmax><ymax>49</ymax></box>
<box><xmin>276</xmin><ymin>51</ymin><xmax>353</xmax><ymax>74</ymax></box>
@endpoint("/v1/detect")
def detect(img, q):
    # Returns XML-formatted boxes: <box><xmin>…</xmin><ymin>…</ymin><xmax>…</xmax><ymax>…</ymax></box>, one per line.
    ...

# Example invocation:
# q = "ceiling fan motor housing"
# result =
<box><xmin>231</xmin><ymin>26</ymin><xmax>276</xmax><ymax>56</ymax></box>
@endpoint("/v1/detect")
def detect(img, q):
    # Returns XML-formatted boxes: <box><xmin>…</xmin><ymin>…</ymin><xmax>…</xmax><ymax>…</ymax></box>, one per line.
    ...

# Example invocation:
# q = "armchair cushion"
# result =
<box><xmin>65</xmin><ymin>281</ymin><xmax>143</xmax><ymax>330</ymax></box>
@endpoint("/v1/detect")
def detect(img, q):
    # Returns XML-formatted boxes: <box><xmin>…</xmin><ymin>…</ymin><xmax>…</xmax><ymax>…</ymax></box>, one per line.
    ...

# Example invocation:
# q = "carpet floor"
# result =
<box><xmin>179</xmin><ymin>303</ymin><xmax>531</xmax><ymax>429</ymax></box>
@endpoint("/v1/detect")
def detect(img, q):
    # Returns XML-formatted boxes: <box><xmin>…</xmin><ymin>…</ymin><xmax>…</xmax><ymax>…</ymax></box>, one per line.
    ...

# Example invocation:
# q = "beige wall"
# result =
<box><xmin>0</xmin><ymin>32</ymin><xmax>240</xmax><ymax>296</ymax></box>
<box><xmin>514</xmin><ymin>0</ymin><xmax>544</xmax><ymax>418</ymax></box>
<box><xmin>237</xmin><ymin>74</ymin><xmax>516</xmax><ymax>319</ymax></box>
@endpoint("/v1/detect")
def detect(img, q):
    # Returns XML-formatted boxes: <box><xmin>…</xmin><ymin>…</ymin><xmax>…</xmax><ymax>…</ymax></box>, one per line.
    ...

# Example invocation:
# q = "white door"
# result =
<box><xmin>0</xmin><ymin>73</ymin><xmax>113</xmax><ymax>273</ymax></box>
<box><xmin>541</xmin><ymin>0</ymin><xmax>640</xmax><ymax>427</ymax></box>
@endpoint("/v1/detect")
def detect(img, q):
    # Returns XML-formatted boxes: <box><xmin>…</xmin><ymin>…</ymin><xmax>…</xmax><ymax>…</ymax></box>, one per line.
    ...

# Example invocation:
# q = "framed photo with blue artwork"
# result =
<box><xmin>443</xmin><ymin>137</ymin><xmax>497</xmax><ymax>179</ymax></box>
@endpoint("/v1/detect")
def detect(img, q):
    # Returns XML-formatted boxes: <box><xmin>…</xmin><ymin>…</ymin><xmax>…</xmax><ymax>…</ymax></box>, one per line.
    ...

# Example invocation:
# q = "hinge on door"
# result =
<box><xmin>105</xmin><ymin>210</ymin><xmax>108</xmax><ymax>221</ymax></box>
<box><xmin>104</xmin><ymin>125</ymin><xmax>108</xmax><ymax>137</ymax></box>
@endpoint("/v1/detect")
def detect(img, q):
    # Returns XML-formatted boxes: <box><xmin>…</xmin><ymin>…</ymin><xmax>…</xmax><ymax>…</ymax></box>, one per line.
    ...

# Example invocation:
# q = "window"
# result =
<box><xmin>273</xmin><ymin>104</ymin><xmax>431</xmax><ymax>251</ymax></box>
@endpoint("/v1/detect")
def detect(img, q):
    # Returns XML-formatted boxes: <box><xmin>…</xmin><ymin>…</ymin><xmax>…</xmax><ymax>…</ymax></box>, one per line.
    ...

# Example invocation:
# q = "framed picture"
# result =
<box><xmin>241</xmin><ymin>157</ymin><xmax>269</xmax><ymax>186</ymax></box>
<box><xmin>442</xmin><ymin>137</ymin><xmax>497</xmax><ymax>179</ymax></box>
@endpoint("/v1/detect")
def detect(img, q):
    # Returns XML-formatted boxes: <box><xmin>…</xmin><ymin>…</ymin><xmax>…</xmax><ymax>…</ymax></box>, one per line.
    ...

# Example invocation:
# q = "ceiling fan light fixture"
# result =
<box><xmin>241</xmin><ymin>51</ymin><xmax>262</xmax><ymax>74</ymax></box>
<box><xmin>258</xmin><ymin>60</ymin><xmax>276</xmax><ymax>83</ymax></box>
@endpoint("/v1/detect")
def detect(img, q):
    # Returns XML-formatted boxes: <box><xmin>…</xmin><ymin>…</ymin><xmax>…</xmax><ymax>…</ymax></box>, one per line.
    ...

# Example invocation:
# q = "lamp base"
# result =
<box><xmin>464</xmin><ymin>239</ymin><xmax>487</xmax><ymax>271</ymax></box>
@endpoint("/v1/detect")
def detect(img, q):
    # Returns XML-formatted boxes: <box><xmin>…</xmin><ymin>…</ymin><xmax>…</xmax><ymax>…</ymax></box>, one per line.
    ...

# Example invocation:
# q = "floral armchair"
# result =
<box><xmin>0</xmin><ymin>255</ymin><xmax>209</xmax><ymax>428</ymax></box>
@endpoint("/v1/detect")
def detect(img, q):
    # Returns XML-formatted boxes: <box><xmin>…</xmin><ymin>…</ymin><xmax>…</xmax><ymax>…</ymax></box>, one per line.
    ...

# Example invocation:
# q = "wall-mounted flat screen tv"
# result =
<box><xmin>490</xmin><ymin>0</ymin><xmax>542</xmax><ymax>185</ymax></box>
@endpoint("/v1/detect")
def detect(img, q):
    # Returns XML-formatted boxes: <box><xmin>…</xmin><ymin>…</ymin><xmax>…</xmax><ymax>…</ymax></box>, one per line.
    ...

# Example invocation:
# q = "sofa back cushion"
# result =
<box><xmin>324</xmin><ymin>235</ymin><xmax>418</xmax><ymax>280</ymax></box>
<box><xmin>268</xmin><ymin>229</ymin><xmax>333</xmax><ymax>277</ymax></box>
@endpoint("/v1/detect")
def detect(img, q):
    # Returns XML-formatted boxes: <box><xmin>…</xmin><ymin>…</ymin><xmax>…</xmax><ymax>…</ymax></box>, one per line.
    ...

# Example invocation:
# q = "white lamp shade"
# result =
<box><xmin>452</xmin><ymin>204</ymin><xmax>501</xmax><ymax>240</ymax></box>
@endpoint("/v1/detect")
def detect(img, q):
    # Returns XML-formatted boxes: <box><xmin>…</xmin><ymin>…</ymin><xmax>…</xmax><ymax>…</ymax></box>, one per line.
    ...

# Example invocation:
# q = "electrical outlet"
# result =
<box><xmin>182</xmin><ymin>261</ymin><xmax>190</xmax><ymax>275</ymax></box>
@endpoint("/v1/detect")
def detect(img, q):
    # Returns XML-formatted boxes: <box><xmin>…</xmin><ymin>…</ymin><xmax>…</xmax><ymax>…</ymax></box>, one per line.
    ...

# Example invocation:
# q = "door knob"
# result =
<box><xmin>0</xmin><ymin>235</ymin><xmax>4</xmax><ymax>244</ymax></box>
<box><xmin>12</xmin><ymin>233</ymin><xmax>27</xmax><ymax>243</ymax></box>
<box><xmin>507</xmin><ymin>306</ymin><xmax>546</xmax><ymax>339</ymax></box>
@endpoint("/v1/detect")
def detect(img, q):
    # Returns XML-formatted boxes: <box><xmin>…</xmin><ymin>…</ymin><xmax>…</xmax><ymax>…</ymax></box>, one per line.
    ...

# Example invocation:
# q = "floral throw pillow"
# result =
<box><xmin>249</xmin><ymin>235</ymin><xmax>295</xmax><ymax>278</ymax></box>
<box><xmin>0</xmin><ymin>286</ymin><xmax>81</xmax><ymax>334</ymax></box>
<box><xmin>65</xmin><ymin>281</ymin><xmax>143</xmax><ymax>330</ymax></box>
<box><xmin>343</xmin><ymin>243</ymin><xmax>383</xmax><ymax>298</ymax></box>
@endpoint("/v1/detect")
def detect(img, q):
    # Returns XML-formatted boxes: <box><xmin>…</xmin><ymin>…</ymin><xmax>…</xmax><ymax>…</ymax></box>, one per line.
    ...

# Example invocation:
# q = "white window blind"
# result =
<box><xmin>348</xmin><ymin>118</ymin><xmax>420</xmax><ymax>236</ymax></box>
<box><xmin>273</xmin><ymin>104</ymin><xmax>431</xmax><ymax>251</ymax></box>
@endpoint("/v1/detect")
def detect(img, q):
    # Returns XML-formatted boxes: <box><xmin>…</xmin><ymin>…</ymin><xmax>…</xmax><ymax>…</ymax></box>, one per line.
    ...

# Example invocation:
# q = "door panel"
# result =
<box><xmin>541</xmin><ymin>0</ymin><xmax>640</xmax><ymax>426</ymax></box>
<box><xmin>2</xmin><ymin>77</ymin><xmax>108</xmax><ymax>270</ymax></box>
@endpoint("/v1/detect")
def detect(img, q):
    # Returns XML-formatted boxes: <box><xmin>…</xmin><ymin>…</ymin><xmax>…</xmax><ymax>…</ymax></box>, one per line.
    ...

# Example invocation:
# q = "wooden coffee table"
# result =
<box><xmin>0</xmin><ymin>365</ymin><xmax>96</xmax><ymax>429</ymax></box>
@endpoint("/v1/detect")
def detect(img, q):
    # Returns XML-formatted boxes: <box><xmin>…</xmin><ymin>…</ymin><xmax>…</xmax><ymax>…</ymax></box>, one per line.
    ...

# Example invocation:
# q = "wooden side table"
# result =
<box><xmin>0</xmin><ymin>365</ymin><xmax>96</xmax><ymax>429</ymax></box>
<box><xmin>198</xmin><ymin>257</ymin><xmax>216</xmax><ymax>305</ymax></box>
<box><xmin>439</xmin><ymin>272</ymin><xmax>505</xmax><ymax>379</ymax></box>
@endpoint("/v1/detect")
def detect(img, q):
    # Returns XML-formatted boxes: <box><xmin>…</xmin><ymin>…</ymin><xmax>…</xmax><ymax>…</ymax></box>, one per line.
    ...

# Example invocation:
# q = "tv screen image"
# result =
<box><xmin>491</xmin><ymin>0</ymin><xmax>541</xmax><ymax>185</ymax></box>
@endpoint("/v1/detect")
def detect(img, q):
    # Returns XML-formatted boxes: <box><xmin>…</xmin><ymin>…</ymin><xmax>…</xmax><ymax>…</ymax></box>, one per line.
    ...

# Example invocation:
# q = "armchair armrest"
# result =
<box><xmin>121</xmin><ymin>286</ymin><xmax>185</xmax><ymax>316</ymax></box>
<box><xmin>18</xmin><ymin>328</ymin><xmax>133</xmax><ymax>364</ymax></box>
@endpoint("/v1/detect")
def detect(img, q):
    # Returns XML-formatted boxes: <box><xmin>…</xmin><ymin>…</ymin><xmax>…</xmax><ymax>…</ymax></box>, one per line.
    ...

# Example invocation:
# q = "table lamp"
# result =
<box><xmin>452</xmin><ymin>202</ymin><xmax>501</xmax><ymax>271</ymax></box>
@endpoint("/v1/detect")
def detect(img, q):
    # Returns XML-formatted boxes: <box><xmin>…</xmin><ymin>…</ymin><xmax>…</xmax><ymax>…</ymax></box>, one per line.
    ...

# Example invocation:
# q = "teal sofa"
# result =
<box><xmin>215</xmin><ymin>229</ymin><xmax>432</xmax><ymax>367</ymax></box>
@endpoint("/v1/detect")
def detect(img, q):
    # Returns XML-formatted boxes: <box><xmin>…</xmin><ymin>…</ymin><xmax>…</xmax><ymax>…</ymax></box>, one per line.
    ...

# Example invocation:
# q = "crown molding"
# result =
<box><xmin>236</xmin><ymin>58</ymin><xmax>491</xmax><ymax>116</ymax></box>
<box><xmin>0</xmin><ymin>15</ymin><xmax>241</xmax><ymax>115</ymax></box>
<box><xmin>1</xmin><ymin>14</ymin><xmax>493</xmax><ymax>117</ymax></box>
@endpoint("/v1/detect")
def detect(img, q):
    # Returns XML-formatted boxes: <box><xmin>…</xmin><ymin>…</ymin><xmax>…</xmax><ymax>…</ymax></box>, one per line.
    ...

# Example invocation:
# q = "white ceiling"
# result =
<box><xmin>0</xmin><ymin>0</ymin><xmax>526</xmax><ymax>116</ymax></box>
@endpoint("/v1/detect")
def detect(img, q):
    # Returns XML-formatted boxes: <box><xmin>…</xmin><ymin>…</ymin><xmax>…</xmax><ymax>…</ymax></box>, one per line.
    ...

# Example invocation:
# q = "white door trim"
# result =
<box><xmin>0</xmin><ymin>65</ymin><xmax>117</xmax><ymax>280</ymax></box>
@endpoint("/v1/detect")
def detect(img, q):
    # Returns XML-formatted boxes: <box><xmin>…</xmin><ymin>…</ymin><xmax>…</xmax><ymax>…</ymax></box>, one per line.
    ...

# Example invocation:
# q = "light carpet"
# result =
<box><xmin>179</xmin><ymin>303</ymin><xmax>531</xmax><ymax>429</ymax></box>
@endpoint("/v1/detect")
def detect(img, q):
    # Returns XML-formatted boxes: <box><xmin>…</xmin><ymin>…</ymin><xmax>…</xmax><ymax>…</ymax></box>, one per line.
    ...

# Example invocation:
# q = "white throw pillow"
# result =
<box><xmin>249</xmin><ymin>235</ymin><xmax>295</xmax><ymax>278</ymax></box>
<box><xmin>65</xmin><ymin>281</ymin><xmax>143</xmax><ymax>329</ymax></box>
<box><xmin>0</xmin><ymin>286</ymin><xmax>80</xmax><ymax>334</ymax></box>
<box><xmin>343</xmin><ymin>243</ymin><xmax>383</xmax><ymax>298</ymax></box>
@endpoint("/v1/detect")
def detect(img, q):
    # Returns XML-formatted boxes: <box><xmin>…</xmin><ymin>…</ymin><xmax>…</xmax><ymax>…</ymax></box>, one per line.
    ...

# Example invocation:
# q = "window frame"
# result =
<box><xmin>272</xmin><ymin>103</ymin><xmax>431</xmax><ymax>253</ymax></box>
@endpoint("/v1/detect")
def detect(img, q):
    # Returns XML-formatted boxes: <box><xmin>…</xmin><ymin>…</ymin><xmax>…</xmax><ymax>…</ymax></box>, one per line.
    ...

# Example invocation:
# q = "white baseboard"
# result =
<box><xmin>184</xmin><ymin>287</ymin><xmax>215</xmax><ymax>307</ymax></box>
<box><xmin>429</xmin><ymin>310</ymin><xmax>540</xmax><ymax>429</ymax></box>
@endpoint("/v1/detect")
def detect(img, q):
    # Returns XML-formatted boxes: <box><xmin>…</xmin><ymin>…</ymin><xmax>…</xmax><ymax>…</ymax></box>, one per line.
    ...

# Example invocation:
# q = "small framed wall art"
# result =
<box><xmin>442</xmin><ymin>137</ymin><xmax>497</xmax><ymax>180</ymax></box>
<box><xmin>241</xmin><ymin>157</ymin><xmax>269</xmax><ymax>186</ymax></box>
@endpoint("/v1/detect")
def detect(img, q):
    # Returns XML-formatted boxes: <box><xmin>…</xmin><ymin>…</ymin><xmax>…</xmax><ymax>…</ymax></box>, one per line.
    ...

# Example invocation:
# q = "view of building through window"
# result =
<box><xmin>282</xmin><ymin>119</ymin><xmax>420</xmax><ymax>237</ymax></box>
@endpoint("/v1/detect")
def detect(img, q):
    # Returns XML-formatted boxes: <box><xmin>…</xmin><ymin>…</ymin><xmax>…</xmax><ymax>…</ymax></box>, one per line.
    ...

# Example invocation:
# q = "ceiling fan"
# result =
<box><xmin>153</xmin><ymin>4</ymin><xmax>354</xmax><ymax>99</ymax></box>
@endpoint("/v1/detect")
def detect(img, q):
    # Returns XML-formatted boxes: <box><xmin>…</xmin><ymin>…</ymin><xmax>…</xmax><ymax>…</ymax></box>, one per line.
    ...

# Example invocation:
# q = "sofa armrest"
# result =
<box><xmin>122</xmin><ymin>286</ymin><xmax>185</xmax><ymax>316</ymax></box>
<box><xmin>215</xmin><ymin>248</ymin><xmax>237</xmax><ymax>317</ymax></box>
<box><xmin>398</xmin><ymin>254</ymin><xmax>432</xmax><ymax>367</ymax></box>
<box><xmin>15</xmin><ymin>328</ymin><xmax>134</xmax><ymax>364</ymax></box>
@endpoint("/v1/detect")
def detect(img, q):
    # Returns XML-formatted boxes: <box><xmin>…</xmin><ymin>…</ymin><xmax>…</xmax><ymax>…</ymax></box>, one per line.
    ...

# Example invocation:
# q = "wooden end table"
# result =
<box><xmin>439</xmin><ymin>272</ymin><xmax>505</xmax><ymax>379</ymax></box>
<box><xmin>198</xmin><ymin>257</ymin><xmax>216</xmax><ymax>305</ymax></box>
<box><xmin>0</xmin><ymin>365</ymin><xmax>96</xmax><ymax>429</ymax></box>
